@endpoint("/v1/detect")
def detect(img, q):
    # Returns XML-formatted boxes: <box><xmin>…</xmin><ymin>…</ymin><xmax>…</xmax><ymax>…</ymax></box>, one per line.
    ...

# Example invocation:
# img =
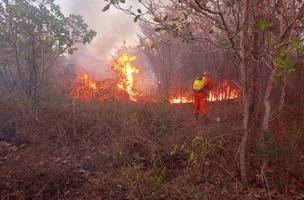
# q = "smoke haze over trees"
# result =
<box><xmin>55</xmin><ymin>0</ymin><xmax>142</xmax><ymax>77</ymax></box>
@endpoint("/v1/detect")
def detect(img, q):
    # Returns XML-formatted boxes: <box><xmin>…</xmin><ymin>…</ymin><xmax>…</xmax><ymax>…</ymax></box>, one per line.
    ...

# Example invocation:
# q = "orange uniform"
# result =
<box><xmin>193</xmin><ymin>75</ymin><xmax>213</xmax><ymax>117</ymax></box>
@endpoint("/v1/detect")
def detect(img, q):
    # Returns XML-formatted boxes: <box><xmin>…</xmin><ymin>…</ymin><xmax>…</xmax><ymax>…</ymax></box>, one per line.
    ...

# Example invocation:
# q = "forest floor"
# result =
<box><xmin>0</xmin><ymin>99</ymin><xmax>303</xmax><ymax>199</ymax></box>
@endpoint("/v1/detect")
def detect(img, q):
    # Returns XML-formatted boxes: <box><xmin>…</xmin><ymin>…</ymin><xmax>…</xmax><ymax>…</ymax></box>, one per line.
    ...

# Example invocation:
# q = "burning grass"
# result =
<box><xmin>70</xmin><ymin>52</ymin><xmax>240</xmax><ymax>105</ymax></box>
<box><xmin>170</xmin><ymin>80</ymin><xmax>241</xmax><ymax>104</ymax></box>
<box><xmin>0</xmin><ymin>98</ymin><xmax>303</xmax><ymax>199</ymax></box>
<box><xmin>70</xmin><ymin>75</ymin><xmax>241</xmax><ymax>105</ymax></box>
<box><xmin>70</xmin><ymin>73</ymin><xmax>128</xmax><ymax>102</ymax></box>
<box><xmin>70</xmin><ymin>53</ymin><xmax>140</xmax><ymax>102</ymax></box>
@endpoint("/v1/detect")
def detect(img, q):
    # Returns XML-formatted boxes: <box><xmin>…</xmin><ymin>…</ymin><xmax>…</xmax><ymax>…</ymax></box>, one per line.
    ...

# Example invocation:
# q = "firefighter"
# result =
<box><xmin>192</xmin><ymin>71</ymin><xmax>213</xmax><ymax>122</ymax></box>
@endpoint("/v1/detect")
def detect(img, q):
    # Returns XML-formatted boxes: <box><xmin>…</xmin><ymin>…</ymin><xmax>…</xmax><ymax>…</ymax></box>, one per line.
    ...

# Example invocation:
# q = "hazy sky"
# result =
<box><xmin>55</xmin><ymin>0</ymin><xmax>141</xmax><ymax>77</ymax></box>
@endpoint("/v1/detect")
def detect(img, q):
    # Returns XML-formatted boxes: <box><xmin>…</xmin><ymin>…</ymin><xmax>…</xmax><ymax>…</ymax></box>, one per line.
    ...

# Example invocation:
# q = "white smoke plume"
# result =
<box><xmin>55</xmin><ymin>0</ymin><xmax>141</xmax><ymax>79</ymax></box>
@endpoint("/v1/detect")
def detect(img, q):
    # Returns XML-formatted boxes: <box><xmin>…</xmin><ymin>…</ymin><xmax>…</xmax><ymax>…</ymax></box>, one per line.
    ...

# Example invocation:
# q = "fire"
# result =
<box><xmin>111</xmin><ymin>53</ymin><xmax>139</xmax><ymax>101</ymax></box>
<box><xmin>170</xmin><ymin>80</ymin><xmax>240</xmax><ymax>104</ymax></box>
<box><xmin>70</xmin><ymin>73</ymin><xmax>122</xmax><ymax>101</ymax></box>
<box><xmin>170</xmin><ymin>97</ymin><xmax>192</xmax><ymax>104</ymax></box>
<box><xmin>70</xmin><ymin>53</ymin><xmax>140</xmax><ymax>102</ymax></box>
<box><xmin>70</xmin><ymin>74</ymin><xmax>98</xmax><ymax>101</ymax></box>
<box><xmin>70</xmin><ymin>53</ymin><xmax>238</xmax><ymax>104</ymax></box>
<box><xmin>208</xmin><ymin>80</ymin><xmax>240</xmax><ymax>102</ymax></box>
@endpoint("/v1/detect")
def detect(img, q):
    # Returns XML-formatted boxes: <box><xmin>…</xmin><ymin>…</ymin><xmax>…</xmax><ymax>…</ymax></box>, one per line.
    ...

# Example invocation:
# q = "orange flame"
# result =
<box><xmin>70</xmin><ymin>74</ymin><xmax>121</xmax><ymax>101</ymax></box>
<box><xmin>170</xmin><ymin>80</ymin><xmax>240</xmax><ymax>104</ymax></box>
<box><xmin>111</xmin><ymin>53</ymin><xmax>139</xmax><ymax>101</ymax></box>
<box><xmin>70</xmin><ymin>74</ymin><xmax>98</xmax><ymax>101</ymax></box>
<box><xmin>70</xmin><ymin>53</ymin><xmax>140</xmax><ymax>102</ymax></box>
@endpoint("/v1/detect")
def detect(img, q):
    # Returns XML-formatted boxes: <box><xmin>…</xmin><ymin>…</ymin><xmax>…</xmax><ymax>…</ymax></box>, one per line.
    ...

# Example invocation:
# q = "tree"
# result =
<box><xmin>139</xmin><ymin>23</ymin><xmax>182</xmax><ymax>100</ymax></box>
<box><xmin>139</xmin><ymin>22</ymin><xmax>228</xmax><ymax>101</ymax></box>
<box><xmin>0</xmin><ymin>0</ymin><xmax>96</xmax><ymax>98</ymax></box>
<box><xmin>104</xmin><ymin>0</ymin><xmax>304</xmax><ymax>184</ymax></box>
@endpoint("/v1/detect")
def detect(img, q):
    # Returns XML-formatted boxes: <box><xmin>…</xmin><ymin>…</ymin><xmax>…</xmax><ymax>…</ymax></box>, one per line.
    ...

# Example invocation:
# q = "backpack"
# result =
<box><xmin>193</xmin><ymin>76</ymin><xmax>207</xmax><ymax>92</ymax></box>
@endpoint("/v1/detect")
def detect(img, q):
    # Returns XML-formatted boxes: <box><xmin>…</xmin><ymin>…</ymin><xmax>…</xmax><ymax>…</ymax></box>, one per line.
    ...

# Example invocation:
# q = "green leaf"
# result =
<box><xmin>267</xmin><ymin>32</ymin><xmax>273</xmax><ymax>45</ymax></box>
<box><xmin>259</xmin><ymin>18</ymin><xmax>269</xmax><ymax>31</ymax></box>
<box><xmin>298</xmin><ymin>46</ymin><xmax>304</xmax><ymax>53</ymax></box>
<box><xmin>291</xmin><ymin>36</ymin><xmax>300</xmax><ymax>49</ymax></box>
<box><xmin>154</xmin><ymin>27</ymin><xmax>166</xmax><ymax>32</ymax></box>
<box><xmin>134</xmin><ymin>15</ymin><xmax>141</xmax><ymax>23</ymax></box>
<box><xmin>274</xmin><ymin>56</ymin><xmax>287</xmax><ymax>68</ymax></box>
<box><xmin>102</xmin><ymin>3</ymin><xmax>111</xmax><ymax>12</ymax></box>
<box><xmin>274</xmin><ymin>48</ymin><xmax>298</xmax><ymax>69</ymax></box>
<box><xmin>171</xmin><ymin>23</ymin><xmax>177</xmax><ymax>29</ymax></box>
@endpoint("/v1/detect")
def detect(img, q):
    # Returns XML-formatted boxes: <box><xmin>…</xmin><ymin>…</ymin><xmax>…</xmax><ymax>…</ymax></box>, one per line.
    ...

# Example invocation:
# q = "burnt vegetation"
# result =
<box><xmin>1</xmin><ymin>0</ymin><xmax>304</xmax><ymax>199</ymax></box>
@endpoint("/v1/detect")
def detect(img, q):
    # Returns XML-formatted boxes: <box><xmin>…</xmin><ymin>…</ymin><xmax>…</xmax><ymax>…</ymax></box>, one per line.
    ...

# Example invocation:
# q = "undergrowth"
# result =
<box><xmin>0</xmin><ymin>97</ymin><xmax>303</xmax><ymax>199</ymax></box>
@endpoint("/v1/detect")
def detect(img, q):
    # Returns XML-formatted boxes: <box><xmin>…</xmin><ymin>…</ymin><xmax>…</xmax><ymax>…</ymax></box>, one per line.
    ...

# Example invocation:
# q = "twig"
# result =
<box><xmin>35</xmin><ymin>177</ymin><xmax>55</xmax><ymax>198</ymax></box>
<box><xmin>270</xmin><ymin>75</ymin><xmax>287</xmax><ymax>121</ymax></box>
<box><xmin>260</xmin><ymin>163</ymin><xmax>272</xmax><ymax>200</ymax></box>
<box><xmin>207</xmin><ymin>133</ymin><xmax>234</xmax><ymax>143</ymax></box>
<box><xmin>138</xmin><ymin>182</ymin><xmax>146</xmax><ymax>200</ymax></box>
<box><xmin>217</xmin><ymin>163</ymin><xmax>234</xmax><ymax>177</ymax></box>
<box><xmin>234</xmin><ymin>141</ymin><xmax>241</xmax><ymax>162</ymax></box>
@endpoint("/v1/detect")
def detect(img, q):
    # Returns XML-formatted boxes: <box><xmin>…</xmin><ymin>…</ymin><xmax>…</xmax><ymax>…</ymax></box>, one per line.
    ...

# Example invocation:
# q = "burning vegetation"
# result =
<box><xmin>70</xmin><ymin>53</ymin><xmax>140</xmax><ymax>102</ymax></box>
<box><xmin>170</xmin><ymin>80</ymin><xmax>240</xmax><ymax>104</ymax></box>
<box><xmin>2</xmin><ymin>0</ymin><xmax>304</xmax><ymax>199</ymax></box>
<box><xmin>111</xmin><ymin>53</ymin><xmax>139</xmax><ymax>101</ymax></box>
<box><xmin>69</xmin><ymin>74</ymin><xmax>118</xmax><ymax>101</ymax></box>
<box><xmin>70</xmin><ymin>53</ymin><xmax>240</xmax><ymax>103</ymax></box>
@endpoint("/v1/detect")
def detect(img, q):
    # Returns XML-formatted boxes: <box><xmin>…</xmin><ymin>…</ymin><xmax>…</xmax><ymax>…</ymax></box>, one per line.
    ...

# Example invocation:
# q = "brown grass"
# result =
<box><xmin>0</xmin><ymin>98</ymin><xmax>303</xmax><ymax>199</ymax></box>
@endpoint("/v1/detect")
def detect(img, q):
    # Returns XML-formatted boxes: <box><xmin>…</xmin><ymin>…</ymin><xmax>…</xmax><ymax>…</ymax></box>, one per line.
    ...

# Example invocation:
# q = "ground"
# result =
<box><xmin>0</xmin><ymin>99</ymin><xmax>303</xmax><ymax>199</ymax></box>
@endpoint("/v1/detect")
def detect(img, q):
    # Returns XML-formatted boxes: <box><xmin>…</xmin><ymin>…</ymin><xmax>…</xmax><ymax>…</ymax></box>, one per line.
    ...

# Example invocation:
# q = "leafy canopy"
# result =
<box><xmin>0</xmin><ymin>0</ymin><xmax>97</xmax><ymax>55</ymax></box>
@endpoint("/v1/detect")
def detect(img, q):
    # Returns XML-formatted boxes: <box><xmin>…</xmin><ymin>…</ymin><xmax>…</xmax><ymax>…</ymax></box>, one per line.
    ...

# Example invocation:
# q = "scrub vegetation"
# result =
<box><xmin>0</xmin><ymin>0</ymin><xmax>304</xmax><ymax>199</ymax></box>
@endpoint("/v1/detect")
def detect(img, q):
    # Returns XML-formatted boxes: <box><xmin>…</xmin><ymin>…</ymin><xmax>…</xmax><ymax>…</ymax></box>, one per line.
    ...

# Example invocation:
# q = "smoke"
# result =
<box><xmin>55</xmin><ymin>0</ymin><xmax>141</xmax><ymax>79</ymax></box>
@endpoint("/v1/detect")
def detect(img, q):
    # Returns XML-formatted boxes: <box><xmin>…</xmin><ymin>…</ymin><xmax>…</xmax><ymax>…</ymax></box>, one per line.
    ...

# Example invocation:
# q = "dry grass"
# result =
<box><xmin>0</xmin><ymin>97</ymin><xmax>303</xmax><ymax>199</ymax></box>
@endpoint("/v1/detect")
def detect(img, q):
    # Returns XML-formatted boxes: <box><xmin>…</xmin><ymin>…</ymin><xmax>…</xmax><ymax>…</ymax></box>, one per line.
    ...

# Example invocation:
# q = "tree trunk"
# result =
<box><xmin>262</xmin><ymin>70</ymin><xmax>276</xmax><ymax>132</ymax></box>
<box><xmin>239</xmin><ymin>0</ymin><xmax>251</xmax><ymax>185</ymax></box>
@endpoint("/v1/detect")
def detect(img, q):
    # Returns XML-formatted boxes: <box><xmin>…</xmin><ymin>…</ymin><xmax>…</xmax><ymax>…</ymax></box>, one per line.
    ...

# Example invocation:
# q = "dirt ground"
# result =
<box><xmin>0</xmin><ymin>100</ymin><xmax>303</xmax><ymax>199</ymax></box>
